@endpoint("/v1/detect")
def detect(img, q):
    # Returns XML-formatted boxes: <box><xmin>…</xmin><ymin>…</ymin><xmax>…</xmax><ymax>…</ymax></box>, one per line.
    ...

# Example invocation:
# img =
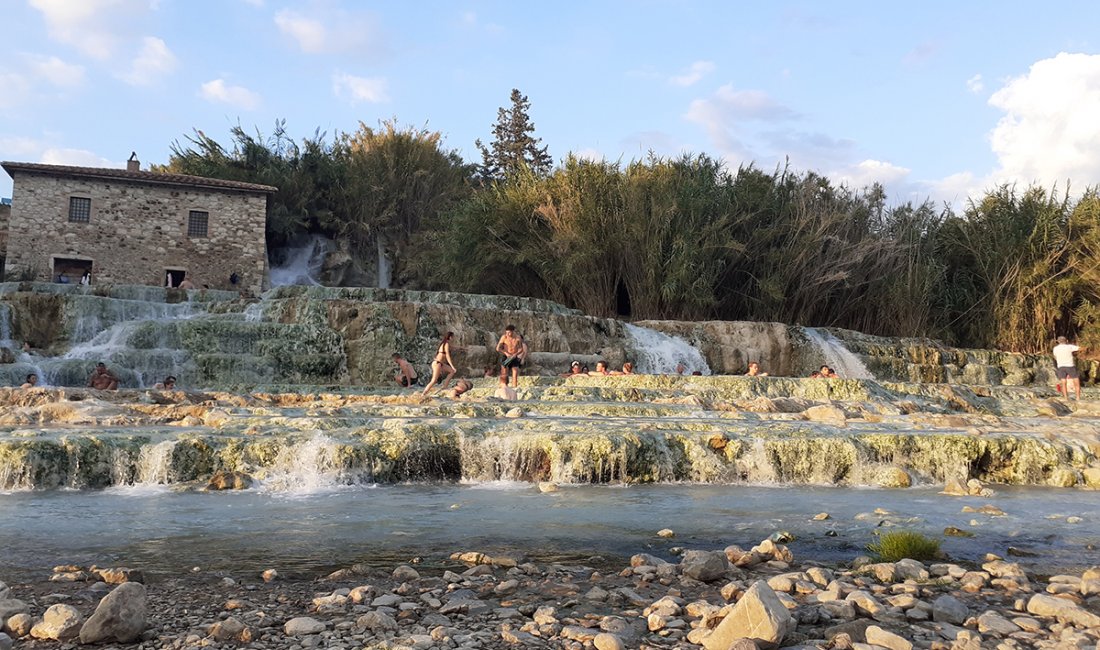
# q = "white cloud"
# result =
<box><xmin>332</xmin><ymin>72</ymin><xmax>389</xmax><ymax>104</ymax></box>
<box><xmin>119</xmin><ymin>36</ymin><xmax>176</xmax><ymax>85</ymax></box>
<box><xmin>572</xmin><ymin>148</ymin><xmax>605</xmax><ymax>162</ymax></box>
<box><xmin>669</xmin><ymin>60</ymin><xmax>715</xmax><ymax>87</ymax></box>
<box><xmin>28</xmin><ymin>0</ymin><xmax>148</xmax><ymax>60</ymax></box>
<box><xmin>40</xmin><ymin>147</ymin><xmax>118</xmax><ymax>168</ymax></box>
<box><xmin>241</xmin><ymin>0</ymin><xmax>263</xmax><ymax>5</ymax></box>
<box><xmin>987</xmin><ymin>52</ymin><xmax>1100</xmax><ymax>187</ymax></box>
<box><xmin>199</xmin><ymin>79</ymin><xmax>261</xmax><ymax>110</ymax></box>
<box><xmin>832</xmin><ymin>159</ymin><xmax>912</xmax><ymax>189</ymax></box>
<box><xmin>966</xmin><ymin>74</ymin><xmax>984</xmax><ymax>94</ymax></box>
<box><xmin>26</xmin><ymin>55</ymin><xmax>85</xmax><ymax>88</ymax></box>
<box><xmin>275</xmin><ymin>8</ymin><xmax>380</xmax><ymax>54</ymax></box>
<box><xmin>685</xmin><ymin>84</ymin><xmax>800</xmax><ymax>162</ymax></box>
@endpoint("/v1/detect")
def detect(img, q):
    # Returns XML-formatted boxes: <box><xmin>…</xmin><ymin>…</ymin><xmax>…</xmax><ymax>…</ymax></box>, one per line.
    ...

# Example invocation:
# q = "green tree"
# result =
<box><xmin>475</xmin><ymin>88</ymin><xmax>553</xmax><ymax>181</ymax></box>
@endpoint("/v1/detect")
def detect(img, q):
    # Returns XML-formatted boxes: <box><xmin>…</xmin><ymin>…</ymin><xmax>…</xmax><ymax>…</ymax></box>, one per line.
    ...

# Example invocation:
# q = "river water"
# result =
<box><xmin>3</xmin><ymin>482</ymin><xmax>1097</xmax><ymax>582</ymax></box>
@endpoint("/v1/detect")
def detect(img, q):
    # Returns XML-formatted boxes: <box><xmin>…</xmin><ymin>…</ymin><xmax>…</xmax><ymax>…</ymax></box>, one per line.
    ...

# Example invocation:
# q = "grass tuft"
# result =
<box><xmin>866</xmin><ymin>530</ymin><xmax>941</xmax><ymax>562</ymax></box>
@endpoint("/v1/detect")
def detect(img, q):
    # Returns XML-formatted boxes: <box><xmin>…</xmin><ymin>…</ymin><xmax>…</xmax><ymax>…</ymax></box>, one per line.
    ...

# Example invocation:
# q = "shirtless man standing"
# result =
<box><xmin>496</xmin><ymin>324</ymin><xmax>524</xmax><ymax>388</ymax></box>
<box><xmin>87</xmin><ymin>362</ymin><xmax>120</xmax><ymax>390</ymax></box>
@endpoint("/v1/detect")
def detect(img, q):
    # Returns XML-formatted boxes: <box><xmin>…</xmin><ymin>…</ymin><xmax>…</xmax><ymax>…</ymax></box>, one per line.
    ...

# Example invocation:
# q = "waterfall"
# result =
<box><xmin>269</xmin><ymin>236</ymin><xmax>333</xmax><ymax>287</ymax></box>
<box><xmin>803</xmin><ymin>328</ymin><xmax>873</xmax><ymax>379</ymax></box>
<box><xmin>134</xmin><ymin>440</ymin><xmax>178</xmax><ymax>485</ymax></box>
<box><xmin>624</xmin><ymin>323</ymin><xmax>711</xmax><ymax>375</ymax></box>
<box><xmin>377</xmin><ymin>238</ymin><xmax>392</xmax><ymax>289</ymax></box>
<box><xmin>258</xmin><ymin>435</ymin><xmax>373</xmax><ymax>492</ymax></box>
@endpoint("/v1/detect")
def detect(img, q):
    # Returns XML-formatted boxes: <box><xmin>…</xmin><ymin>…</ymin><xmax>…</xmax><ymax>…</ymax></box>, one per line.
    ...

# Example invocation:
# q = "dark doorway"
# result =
<box><xmin>165</xmin><ymin>268</ymin><xmax>186</xmax><ymax>288</ymax></box>
<box><xmin>615</xmin><ymin>278</ymin><xmax>632</xmax><ymax>317</ymax></box>
<box><xmin>53</xmin><ymin>257</ymin><xmax>92</xmax><ymax>283</ymax></box>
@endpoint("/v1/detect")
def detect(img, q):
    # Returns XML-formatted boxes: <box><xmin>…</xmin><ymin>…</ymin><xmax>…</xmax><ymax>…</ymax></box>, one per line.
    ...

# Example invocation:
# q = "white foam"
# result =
<box><xmin>803</xmin><ymin>328</ymin><xmax>874</xmax><ymax>379</ymax></box>
<box><xmin>624</xmin><ymin>323</ymin><xmax>711</xmax><ymax>375</ymax></box>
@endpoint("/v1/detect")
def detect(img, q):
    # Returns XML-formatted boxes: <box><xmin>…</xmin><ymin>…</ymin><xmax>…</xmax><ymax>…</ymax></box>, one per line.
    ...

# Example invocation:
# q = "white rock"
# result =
<box><xmin>593</xmin><ymin>632</ymin><xmax>625</xmax><ymax>650</ymax></box>
<box><xmin>283</xmin><ymin>616</ymin><xmax>326</xmax><ymax>636</ymax></box>
<box><xmin>865</xmin><ymin>625</ymin><xmax>912</xmax><ymax>650</ymax></box>
<box><xmin>846</xmin><ymin>590</ymin><xmax>884</xmax><ymax>616</ymax></box>
<box><xmin>30</xmin><ymin>604</ymin><xmax>83</xmax><ymax>640</ymax></box>
<box><xmin>4</xmin><ymin>612</ymin><xmax>33</xmax><ymax>637</ymax></box>
<box><xmin>209</xmin><ymin>617</ymin><xmax>246</xmax><ymax>641</ymax></box>
<box><xmin>894</xmin><ymin>558</ymin><xmax>929</xmax><ymax>581</ymax></box>
<box><xmin>78</xmin><ymin>582</ymin><xmax>147</xmax><ymax>644</ymax></box>
<box><xmin>702</xmin><ymin>580</ymin><xmax>792</xmax><ymax>650</ymax></box>
<box><xmin>976</xmin><ymin>611</ymin><xmax>1019</xmax><ymax>636</ymax></box>
<box><xmin>1026</xmin><ymin>593</ymin><xmax>1100</xmax><ymax>628</ymax></box>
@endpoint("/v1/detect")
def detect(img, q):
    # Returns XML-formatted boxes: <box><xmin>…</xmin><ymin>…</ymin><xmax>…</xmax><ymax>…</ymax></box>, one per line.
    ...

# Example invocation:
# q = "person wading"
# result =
<box><xmin>423</xmin><ymin>332</ymin><xmax>456</xmax><ymax>395</ymax></box>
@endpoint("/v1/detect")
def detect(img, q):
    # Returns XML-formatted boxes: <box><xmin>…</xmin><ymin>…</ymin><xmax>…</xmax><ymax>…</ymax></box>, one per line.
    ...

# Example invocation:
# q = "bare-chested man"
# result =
<box><xmin>87</xmin><ymin>362</ymin><xmax>120</xmax><ymax>390</ymax></box>
<box><xmin>496</xmin><ymin>324</ymin><xmax>524</xmax><ymax>388</ymax></box>
<box><xmin>392</xmin><ymin>353</ymin><xmax>418</xmax><ymax>388</ymax></box>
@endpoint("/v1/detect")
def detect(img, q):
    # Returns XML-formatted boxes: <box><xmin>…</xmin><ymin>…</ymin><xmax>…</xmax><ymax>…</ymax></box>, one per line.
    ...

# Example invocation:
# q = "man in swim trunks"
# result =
<box><xmin>1053</xmin><ymin>335</ymin><xmax>1083</xmax><ymax>400</ymax></box>
<box><xmin>393</xmin><ymin>353</ymin><xmax>418</xmax><ymax>388</ymax></box>
<box><xmin>496</xmin><ymin>324</ymin><xmax>524</xmax><ymax>388</ymax></box>
<box><xmin>87</xmin><ymin>362</ymin><xmax>120</xmax><ymax>390</ymax></box>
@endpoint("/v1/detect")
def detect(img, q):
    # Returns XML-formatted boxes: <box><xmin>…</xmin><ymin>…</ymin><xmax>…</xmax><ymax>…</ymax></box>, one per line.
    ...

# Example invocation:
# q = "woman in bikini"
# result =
<box><xmin>423</xmin><ymin>331</ymin><xmax>457</xmax><ymax>395</ymax></box>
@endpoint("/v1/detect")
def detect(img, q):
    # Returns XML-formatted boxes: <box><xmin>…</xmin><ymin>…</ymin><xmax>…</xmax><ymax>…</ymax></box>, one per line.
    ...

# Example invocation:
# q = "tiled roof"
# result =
<box><xmin>0</xmin><ymin>161</ymin><xmax>278</xmax><ymax>194</ymax></box>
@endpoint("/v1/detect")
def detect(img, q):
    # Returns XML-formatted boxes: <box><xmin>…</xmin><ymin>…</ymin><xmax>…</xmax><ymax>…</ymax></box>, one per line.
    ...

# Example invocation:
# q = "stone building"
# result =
<box><xmin>0</xmin><ymin>159</ymin><xmax>275</xmax><ymax>295</ymax></box>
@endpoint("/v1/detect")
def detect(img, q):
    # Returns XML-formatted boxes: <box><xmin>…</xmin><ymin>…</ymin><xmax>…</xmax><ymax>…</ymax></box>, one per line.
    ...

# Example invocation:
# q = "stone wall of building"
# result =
<box><xmin>5</xmin><ymin>172</ymin><xmax>268</xmax><ymax>295</ymax></box>
<box><xmin>0</xmin><ymin>202</ymin><xmax>10</xmax><ymax>263</ymax></box>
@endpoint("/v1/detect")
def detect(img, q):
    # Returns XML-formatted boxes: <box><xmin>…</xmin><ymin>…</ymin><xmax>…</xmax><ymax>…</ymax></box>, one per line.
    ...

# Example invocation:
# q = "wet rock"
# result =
<box><xmin>261</xmin><ymin>568</ymin><xmax>279</xmax><ymax>582</ymax></box>
<box><xmin>30</xmin><ymin>604</ymin><xmax>83</xmax><ymax>640</ymax></box>
<box><xmin>932</xmin><ymin>594</ymin><xmax>969</xmax><ymax>625</ymax></box>
<box><xmin>813</xmin><ymin>512</ymin><xmax>831</xmax><ymax>521</ymax></box>
<box><xmin>538</xmin><ymin>481</ymin><xmax>559</xmax><ymax>493</ymax></box>
<box><xmin>206</xmin><ymin>470</ymin><xmax>253</xmax><ymax>490</ymax></box>
<box><xmin>877</xmin><ymin>467</ymin><xmax>912</xmax><ymax>488</ymax></box>
<box><xmin>91</xmin><ymin>566</ymin><xmax>143</xmax><ymax>584</ymax></box>
<box><xmin>941</xmin><ymin>477</ymin><xmax>968</xmax><ymax>496</ymax></box>
<box><xmin>944</xmin><ymin>526</ymin><xmax>974</xmax><ymax>537</ymax></box>
<box><xmin>1048</xmin><ymin>468</ymin><xmax>1078</xmax><ymax>487</ymax></box>
<box><xmin>284</xmin><ymin>616</ymin><xmax>326</xmax><ymax>635</ymax></box>
<box><xmin>1083</xmin><ymin>467</ymin><xmax>1100</xmax><ymax>488</ymax></box>
<box><xmin>703</xmin><ymin>580</ymin><xmax>792</xmax><ymax>650</ymax></box>
<box><xmin>865</xmin><ymin>624</ymin><xmax>912</xmax><ymax>650</ymax></box>
<box><xmin>680</xmin><ymin>550</ymin><xmax>730</xmax><ymax>582</ymax></box>
<box><xmin>804</xmin><ymin>404</ymin><xmax>846</xmax><ymax>426</ymax></box>
<box><xmin>657</xmin><ymin>528</ymin><xmax>675</xmax><ymax>538</ymax></box>
<box><xmin>79</xmin><ymin>581</ymin><xmax>147</xmax><ymax>644</ymax></box>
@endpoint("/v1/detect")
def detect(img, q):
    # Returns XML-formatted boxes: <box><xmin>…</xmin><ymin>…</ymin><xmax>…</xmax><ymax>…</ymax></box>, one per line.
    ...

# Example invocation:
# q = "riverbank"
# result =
<box><xmin>3</xmin><ymin>535</ymin><xmax>1098</xmax><ymax>649</ymax></box>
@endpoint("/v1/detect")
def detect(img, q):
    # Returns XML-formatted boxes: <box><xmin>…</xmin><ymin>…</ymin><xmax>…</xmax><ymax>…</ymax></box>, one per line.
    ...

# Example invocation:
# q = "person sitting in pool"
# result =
<box><xmin>494</xmin><ymin>373</ymin><xmax>517</xmax><ymax>400</ymax></box>
<box><xmin>618</xmin><ymin>362</ymin><xmax>634</xmax><ymax>375</ymax></box>
<box><xmin>87</xmin><ymin>362</ymin><xmax>119</xmax><ymax>390</ymax></box>
<box><xmin>20</xmin><ymin>373</ymin><xmax>38</xmax><ymax>389</ymax></box>
<box><xmin>593</xmin><ymin>360</ymin><xmax>612</xmax><ymax>375</ymax></box>
<box><xmin>820</xmin><ymin>365</ymin><xmax>838</xmax><ymax>379</ymax></box>
<box><xmin>745</xmin><ymin>361</ymin><xmax>768</xmax><ymax>377</ymax></box>
<box><xmin>560</xmin><ymin>361</ymin><xmax>587</xmax><ymax>377</ymax></box>
<box><xmin>446</xmin><ymin>378</ymin><xmax>473</xmax><ymax>399</ymax></box>
<box><xmin>153</xmin><ymin>376</ymin><xmax>177</xmax><ymax>390</ymax></box>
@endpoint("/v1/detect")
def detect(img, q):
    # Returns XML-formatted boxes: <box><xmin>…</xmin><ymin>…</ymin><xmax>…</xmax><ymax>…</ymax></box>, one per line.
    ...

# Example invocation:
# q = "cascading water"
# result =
<box><xmin>257</xmin><ymin>434</ymin><xmax>374</xmax><ymax>492</ymax></box>
<box><xmin>134</xmin><ymin>440</ymin><xmax>179</xmax><ymax>485</ymax></box>
<box><xmin>624</xmin><ymin>323</ymin><xmax>711</xmax><ymax>375</ymax></box>
<box><xmin>269</xmin><ymin>236</ymin><xmax>333</xmax><ymax>287</ymax></box>
<box><xmin>803</xmin><ymin>327</ymin><xmax>874</xmax><ymax>379</ymax></box>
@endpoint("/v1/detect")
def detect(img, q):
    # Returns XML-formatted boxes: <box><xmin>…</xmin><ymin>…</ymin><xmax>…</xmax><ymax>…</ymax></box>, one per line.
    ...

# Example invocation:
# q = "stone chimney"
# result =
<box><xmin>126</xmin><ymin>151</ymin><xmax>140</xmax><ymax>172</ymax></box>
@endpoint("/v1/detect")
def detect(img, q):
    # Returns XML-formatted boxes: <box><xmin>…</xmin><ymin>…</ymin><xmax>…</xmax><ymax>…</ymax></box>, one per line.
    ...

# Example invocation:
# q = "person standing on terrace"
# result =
<box><xmin>423</xmin><ymin>332</ymin><xmax>456</xmax><ymax>395</ymax></box>
<box><xmin>497</xmin><ymin>324</ymin><xmax>524</xmax><ymax>388</ymax></box>
<box><xmin>1053</xmin><ymin>336</ymin><xmax>1083</xmax><ymax>401</ymax></box>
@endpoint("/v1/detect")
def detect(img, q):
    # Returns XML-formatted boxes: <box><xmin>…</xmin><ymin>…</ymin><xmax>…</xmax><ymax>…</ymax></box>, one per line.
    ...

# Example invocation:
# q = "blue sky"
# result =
<box><xmin>3</xmin><ymin>0</ymin><xmax>1100</xmax><ymax>204</ymax></box>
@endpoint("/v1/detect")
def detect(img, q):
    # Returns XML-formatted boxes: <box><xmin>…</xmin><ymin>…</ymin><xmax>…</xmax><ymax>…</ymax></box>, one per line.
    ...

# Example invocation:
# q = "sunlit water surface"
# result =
<box><xmin>2</xmin><ymin>483</ymin><xmax>1097</xmax><ymax>581</ymax></box>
